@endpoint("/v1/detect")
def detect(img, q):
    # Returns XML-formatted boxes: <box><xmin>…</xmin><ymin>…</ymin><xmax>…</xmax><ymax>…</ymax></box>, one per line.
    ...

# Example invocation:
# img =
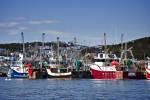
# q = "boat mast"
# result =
<box><xmin>42</xmin><ymin>33</ymin><xmax>45</xmax><ymax>50</ymax></box>
<box><xmin>42</xmin><ymin>33</ymin><xmax>45</xmax><ymax>57</ymax></box>
<box><xmin>21</xmin><ymin>32</ymin><xmax>26</xmax><ymax>59</ymax></box>
<box><xmin>125</xmin><ymin>42</ymin><xmax>127</xmax><ymax>60</ymax></box>
<box><xmin>120</xmin><ymin>33</ymin><xmax>124</xmax><ymax>63</ymax></box>
<box><xmin>104</xmin><ymin>33</ymin><xmax>107</xmax><ymax>56</ymax></box>
<box><xmin>57</xmin><ymin>37</ymin><xmax>60</xmax><ymax>64</ymax></box>
<box><xmin>40</xmin><ymin>33</ymin><xmax>45</xmax><ymax>68</ymax></box>
<box><xmin>104</xmin><ymin>33</ymin><xmax>107</xmax><ymax>66</ymax></box>
<box><xmin>121</xmin><ymin>33</ymin><xmax>124</xmax><ymax>52</ymax></box>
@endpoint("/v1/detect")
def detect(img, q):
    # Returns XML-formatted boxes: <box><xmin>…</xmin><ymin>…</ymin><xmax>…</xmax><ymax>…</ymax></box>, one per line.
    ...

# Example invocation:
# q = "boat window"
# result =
<box><xmin>94</xmin><ymin>59</ymin><xmax>105</xmax><ymax>62</ymax></box>
<box><xmin>51</xmin><ymin>62</ymin><xmax>56</xmax><ymax>64</ymax></box>
<box><xmin>110</xmin><ymin>59</ymin><xmax>119</xmax><ymax>62</ymax></box>
<box><xmin>68</xmin><ymin>69</ymin><xmax>71</xmax><ymax>72</ymax></box>
<box><xmin>51</xmin><ymin>68</ymin><xmax>58</xmax><ymax>73</ymax></box>
<box><xmin>60</xmin><ymin>69</ymin><xmax>67</xmax><ymax>73</ymax></box>
<box><xmin>108</xmin><ymin>54</ymin><xmax>114</xmax><ymax>58</ymax></box>
<box><xmin>100</xmin><ymin>54</ymin><xmax>103</xmax><ymax>58</ymax></box>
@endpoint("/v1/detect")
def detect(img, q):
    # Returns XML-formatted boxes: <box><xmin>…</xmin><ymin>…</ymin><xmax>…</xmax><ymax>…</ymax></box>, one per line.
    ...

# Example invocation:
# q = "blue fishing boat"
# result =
<box><xmin>7</xmin><ymin>54</ymin><xmax>28</xmax><ymax>78</ymax></box>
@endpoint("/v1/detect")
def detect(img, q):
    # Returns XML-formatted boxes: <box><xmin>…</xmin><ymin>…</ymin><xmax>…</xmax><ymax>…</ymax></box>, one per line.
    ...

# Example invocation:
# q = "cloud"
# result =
<box><xmin>0</xmin><ymin>18</ymin><xmax>61</xmax><ymax>36</ymax></box>
<box><xmin>28</xmin><ymin>20</ymin><xmax>60</xmax><ymax>25</ymax></box>
<box><xmin>7</xmin><ymin>26</ymin><xmax>28</xmax><ymax>35</ymax></box>
<box><xmin>42</xmin><ymin>30</ymin><xmax>71</xmax><ymax>35</ymax></box>
<box><xmin>0</xmin><ymin>21</ymin><xmax>27</xmax><ymax>35</ymax></box>
<box><xmin>12</xmin><ymin>17</ymin><xmax>27</xmax><ymax>20</ymax></box>
<box><xmin>0</xmin><ymin>22</ymin><xmax>19</xmax><ymax>28</ymax></box>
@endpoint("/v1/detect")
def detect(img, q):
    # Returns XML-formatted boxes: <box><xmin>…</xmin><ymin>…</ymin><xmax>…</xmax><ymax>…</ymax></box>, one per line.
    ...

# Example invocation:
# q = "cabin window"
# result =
<box><xmin>51</xmin><ymin>68</ymin><xmax>58</xmax><ymax>73</ymax></box>
<box><xmin>109</xmin><ymin>59</ymin><xmax>119</xmax><ymax>62</ymax></box>
<box><xmin>108</xmin><ymin>54</ymin><xmax>114</xmax><ymax>58</ymax></box>
<box><xmin>94</xmin><ymin>59</ymin><xmax>105</xmax><ymax>62</ymax></box>
<box><xmin>60</xmin><ymin>69</ymin><xmax>67</xmax><ymax>73</ymax></box>
<box><xmin>100</xmin><ymin>54</ymin><xmax>103</xmax><ymax>58</ymax></box>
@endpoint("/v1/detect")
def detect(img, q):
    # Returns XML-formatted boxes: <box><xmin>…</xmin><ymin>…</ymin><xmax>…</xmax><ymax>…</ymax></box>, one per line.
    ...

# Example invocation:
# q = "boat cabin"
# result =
<box><xmin>93</xmin><ymin>53</ymin><xmax>119</xmax><ymax>67</ymax></box>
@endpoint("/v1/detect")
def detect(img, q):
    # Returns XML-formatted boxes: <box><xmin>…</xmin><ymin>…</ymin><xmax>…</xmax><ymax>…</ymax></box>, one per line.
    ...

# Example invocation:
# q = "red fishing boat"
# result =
<box><xmin>90</xmin><ymin>53</ymin><xmax>120</xmax><ymax>79</ymax></box>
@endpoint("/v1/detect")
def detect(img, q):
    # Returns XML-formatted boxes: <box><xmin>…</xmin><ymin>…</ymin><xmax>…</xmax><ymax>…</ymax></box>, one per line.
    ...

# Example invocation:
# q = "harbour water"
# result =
<box><xmin>0</xmin><ymin>78</ymin><xmax>150</xmax><ymax>100</ymax></box>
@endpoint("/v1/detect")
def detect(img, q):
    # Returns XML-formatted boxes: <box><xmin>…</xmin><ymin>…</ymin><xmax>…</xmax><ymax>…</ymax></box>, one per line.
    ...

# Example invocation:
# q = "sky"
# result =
<box><xmin>0</xmin><ymin>0</ymin><xmax>150</xmax><ymax>46</ymax></box>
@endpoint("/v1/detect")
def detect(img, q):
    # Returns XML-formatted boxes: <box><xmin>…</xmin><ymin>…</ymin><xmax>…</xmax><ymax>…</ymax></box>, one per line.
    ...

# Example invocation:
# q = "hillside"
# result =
<box><xmin>0</xmin><ymin>41</ymin><xmax>68</xmax><ymax>56</ymax></box>
<box><xmin>108</xmin><ymin>37</ymin><xmax>150</xmax><ymax>60</ymax></box>
<box><xmin>0</xmin><ymin>37</ymin><xmax>149</xmax><ymax>60</ymax></box>
<box><xmin>80</xmin><ymin>37</ymin><xmax>150</xmax><ymax>60</ymax></box>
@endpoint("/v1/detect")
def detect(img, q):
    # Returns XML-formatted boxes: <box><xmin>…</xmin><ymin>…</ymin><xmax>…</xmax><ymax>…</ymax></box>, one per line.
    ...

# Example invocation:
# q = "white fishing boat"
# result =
<box><xmin>46</xmin><ymin>63</ymin><xmax>72</xmax><ymax>78</ymax></box>
<box><xmin>46</xmin><ymin>37</ymin><xmax>72</xmax><ymax>78</ymax></box>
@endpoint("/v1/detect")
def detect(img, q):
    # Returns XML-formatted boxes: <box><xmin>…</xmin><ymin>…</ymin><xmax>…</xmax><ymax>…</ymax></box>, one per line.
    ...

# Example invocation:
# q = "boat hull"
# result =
<box><xmin>90</xmin><ymin>69</ymin><xmax>116</xmax><ymax>79</ymax></box>
<box><xmin>8</xmin><ymin>69</ymin><xmax>28</xmax><ymax>78</ymax></box>
<box><xmin>146</xmin><ymin>68</ymin><xmax>150</xmax><ymax>79</ymax></box>
<box><xmin>91</xmin><ymin>69</ymin><xmax>145</xmax><ymax>79</ymax></box>
<box><xmin>46</xmin><ymin>69</ymin><xmax>72</xmax><ymax>78</ymax></box>
<box><xmin>146</xmin><ymin>73</ymin><xmax>150</xmax><ymax>80</ymax></box>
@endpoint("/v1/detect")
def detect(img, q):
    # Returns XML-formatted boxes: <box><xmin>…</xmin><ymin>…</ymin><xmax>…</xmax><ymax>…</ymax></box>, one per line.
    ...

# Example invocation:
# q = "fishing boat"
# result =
<box><xmin>46</xmin><ymin>62</ymin><xmax>72</xmax><ymax>78</ymax></box>
<box><xmin>90</xmin><ymin>52</ymin><xmax>120</xmax><ymax>79</ymax></box>
<box><xmin>7</xmin><ymin>32</ymin><xmax>29</xmax><ymax>78</ymax></box>
<box><xmin>46</xmin><ymin>37</ymin><xmax>72</xmax><ymax>78</ymax></box>
<box><xmin>7</xmin><ymin>53</ymin><xmax>29</xmax><ymax>78</ymax></box>
<box><xmin>46</xmin><ymin>50</ymin><xmax>72</xmax><ymax>78</ymax></box>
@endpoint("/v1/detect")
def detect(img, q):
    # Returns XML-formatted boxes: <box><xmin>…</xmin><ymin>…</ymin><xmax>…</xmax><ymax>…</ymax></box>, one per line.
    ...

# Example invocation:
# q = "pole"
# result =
<box><xmin>104</xmin><ymin>33</ymin><xmax>107</xmax><ymax>54</ymax></box>
<box><xmin>104</xmin><ymin>33</ymin><xmax>107</xmax><ymax>66</ymax></box>
<box><xmin>42</xmin><ymin>33</ymin><xmax>45</xmax><ymax>50</ymax></box>
<box><xmin>121</xmin><ymin>33</ymin><xmax>124</xmax><ymax>52</ymax></box>
<box><xmin>125</xmin><ymin>42</ymin><xmax>127</xmax><ymax>60</ymax></box>
<box><xmin>21</xmin><ymin>32</ymin><xmax>26</xmax><ymax>59</ymax></box>
<box><xmin>57</xmin><ymin>37</ymin><xmax>60</xmax><ymax>64</ymax></box>
<box><xmin>40</xmin><ymin>33</ymin><xmax>45</xmax><ymax>68</ymax></box>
